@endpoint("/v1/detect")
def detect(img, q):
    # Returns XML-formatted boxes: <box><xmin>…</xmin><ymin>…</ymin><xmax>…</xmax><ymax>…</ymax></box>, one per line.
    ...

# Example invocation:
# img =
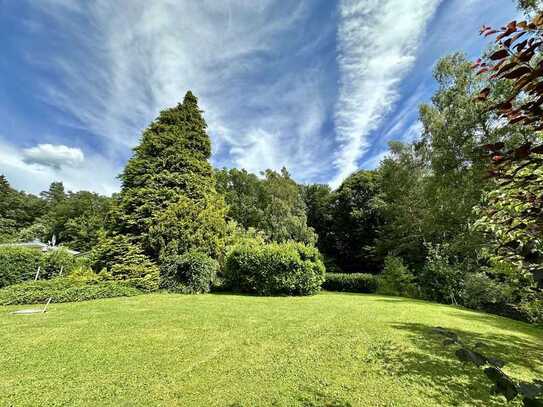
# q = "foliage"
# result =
<box><xmin>472</xmin><ymin>11</ymin><xmax>543</xmax><ymax>316</ymax></box>
<box><xmin>89</xmin><ymin>233</ymin><xmax>159</xmax><ymax>280</ymax></box>
<box><xmin>378</xmin><ymin>256</ymin><xmax>418</xmax><ymax>297</ymax></box>
<box><xmin>418</xmin><ymin>244</ymin><xmax>465</xmax><ymax>304</ymax></box>
<box><xmin>117</xmin><ymin>91</ymin><xmax>225</xmax><ymax>259</ymax></box>
<box><xmin>148</xmin><ymin>193</ymin><xmax>228</xmax><ymax>260</ymax></box>
<box><xmin>39</xmin><ymin>248</ymin><xmax>80</xmax><ymax>279</ymax></box>
<box><xmin>0</xmin><ymin>175</ymin><xmax>46</xmax><ymax>242</ymax></box>
<box><xmin>0</xmin><ymin>277</ymin><xmax>141</xmax><ymax>305</ymax></box>
<box><xmin>160</xmin><ymin>251</ymin><xmax>219</xmax><ymax>294</ymax></box>
<box><xmin>326</xmin><ymin>170</ymin><xmax>382</xmax><ymax>272</ymax></box>
<box><xmin>217</xmin><ymin>167</ymin><xmax>317</xmax><ymax>245</ymax></box>
<box><xmin>42</xmin><ymin>188</ymin><xmax>112</xmax><ymax>251</ymax></box>
<box><xmin>433</xmin><ymin>327</ymin><xmax>543</xmax><ymax>405</ymax></box>
<box><xmin>216</xmin><ymin>168</ymin><xmax>266</xmax><ymax>229</ymax></box>
<box><xmin>475</xmin><ymin>146</ymin><xmax>543</xmax><ymax>279</ymax></box>
<box><xmin>322</xmin><ymin>273</ymin><xmax>378</xmax><ymax>293</ymax></box>
<box><xmin>0</xmin><ymin>246</ymin><xmax>42</xmax><ymax>288</ymax></box>
<box><xmin>224</xmin><ymin>241</ymin><xmax>325</xmax><ymax>296</ymax></box>
<box><xmin>461</xmin><ymin>272</ymin><xmax>512</xmax><ymax>310</ymax></box>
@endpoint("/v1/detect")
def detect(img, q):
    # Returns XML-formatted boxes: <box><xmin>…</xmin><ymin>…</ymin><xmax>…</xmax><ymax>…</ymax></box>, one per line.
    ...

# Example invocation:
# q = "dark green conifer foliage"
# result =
<box><xmin>117</xmin><ymin>91</ymin><xmax>226</xmax><ymax>258</ymax></box>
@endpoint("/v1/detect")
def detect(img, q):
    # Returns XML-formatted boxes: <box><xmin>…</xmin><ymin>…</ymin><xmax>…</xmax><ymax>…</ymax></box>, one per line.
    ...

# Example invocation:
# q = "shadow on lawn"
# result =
<box><xmin>386</xmin><ymin>322</ymin><xmax>543</xmax><ymax>406</ymax></box>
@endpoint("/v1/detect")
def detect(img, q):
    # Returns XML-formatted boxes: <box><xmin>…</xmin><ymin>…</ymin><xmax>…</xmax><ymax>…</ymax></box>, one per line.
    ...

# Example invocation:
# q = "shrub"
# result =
<box><xmin>0</xmin><ymin>247</ymin><xmax>42</xmax><ymax>288</ymax></box>
<box><xmin>0</xmin><ymin>277</ymin><xmax>141</xmax><ymax>305</ymax></box>
<box><xmin>160</xmin><ymin>251</ymin><xmax>219</xmax><ymax>294</ymax></box>
<box><xmin>418</xmin><ymin>244</ymin><xmax>464</xmax><ymax>304</ymax></box>
<box><xmin>40</xmin><ymin>248</ymin><xmax>80</xmax><ymax>279</ymax></box>
<box><xmin>323</xmin><ymin>273</ymin><xmax>378</xmax><ymax>293</ymax></box>
<box><xmin>378</xmin><ymin>256</ymin><xmax>418</xmax><ymax>297</ymax></box>
<box><xmin>461</xmin><ymin>272</ymin><xmax>511</xmax><ymax>310</ymax></box>
<box><xmin>224</xmin><ymin>242</ymin><xmax>325</xmax><ymax>296</ymax></box>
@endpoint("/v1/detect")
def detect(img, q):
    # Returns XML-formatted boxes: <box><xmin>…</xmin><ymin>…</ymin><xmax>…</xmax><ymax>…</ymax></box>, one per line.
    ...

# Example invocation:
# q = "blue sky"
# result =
<box><xmin>0</xmin><ymin>0</ymin><xmax>518</xmax><ymax>194</ymax></box>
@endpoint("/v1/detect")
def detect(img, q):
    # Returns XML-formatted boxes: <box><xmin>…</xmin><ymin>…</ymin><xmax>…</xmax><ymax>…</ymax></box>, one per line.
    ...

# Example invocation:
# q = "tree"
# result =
<box><xmin>41</xmin><ymin>191</ymin><xmax>112</xmax><ymax>252</ymax></box>
<box><xmin>40</xmin><ymin>182</ymin><xmax>66</xmax><ymax>207</ymax></box>
<box><xmin>327</xmin><ymin>170</ymin><xmax>382</xmax><ymax>273</ymax></box>
<box><xmin>117</xmin><ymin>91</ymin><xmax>227</xmax><ymax>259</ymax></box>
<box><xmin>259</xmin><ymin>168</ymin><xmax>317</xmax><ymax>245</ymax></box>
<box><xmin>216</xmin><ymin>167</ymin><xmax>317</xmax><ymax>245</ymax></box>
<box><xmin>0</xmin><ymin>175</ymin><xmax>46</xmax><ymax>242</ymax></box>
<box><xmin>216</xmin><ymin>168</ymin><xmax>265</xmax><ymax>229</ymax></box>
<box><xmin>473</xmin><ymin>12</ymin><xmax>543</xmax><ymax>283</ymax></box>
<box><xmin>301</xmin><ymin>183</ymin><xmax>334</xmax><ymax>255</ymax></box>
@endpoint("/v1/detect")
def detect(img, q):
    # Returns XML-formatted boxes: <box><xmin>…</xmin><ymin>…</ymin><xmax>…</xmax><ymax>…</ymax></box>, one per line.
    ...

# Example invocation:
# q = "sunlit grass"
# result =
<box><xmin>1</xmin><ymin>292</ymin><xmax>542</xmax><ymax>406</ymax></box>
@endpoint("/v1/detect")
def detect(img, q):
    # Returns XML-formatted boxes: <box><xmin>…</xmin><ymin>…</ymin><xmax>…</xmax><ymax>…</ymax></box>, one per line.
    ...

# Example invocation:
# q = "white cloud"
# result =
<box><xmin>0</xmin><ymin>138</ymin><xmax>119</xmax><ymax>195</ymax></box>
<box><xmin>331</xmin><ymin>0</ymin><xmax>440</xmax><ymax>187</ymax></box>
<box><xmin>22</xmin><ymin>144</ymin><xmax>84</xmax><ymax>170</ymax></box>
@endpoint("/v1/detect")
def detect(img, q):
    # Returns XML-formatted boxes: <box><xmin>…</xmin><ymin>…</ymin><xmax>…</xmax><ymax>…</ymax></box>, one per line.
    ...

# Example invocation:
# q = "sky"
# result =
<box><xmin>0</xmin><ymin>0</ymin><xmax>519</xmax><ymax>195</ymax></box>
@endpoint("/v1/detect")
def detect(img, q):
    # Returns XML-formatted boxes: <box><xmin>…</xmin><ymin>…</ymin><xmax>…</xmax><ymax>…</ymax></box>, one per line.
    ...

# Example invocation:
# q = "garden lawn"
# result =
<box><xmin>1</xmin><ymin>292</ymin><xmax>542</xmax><ymax>406</ymax></box>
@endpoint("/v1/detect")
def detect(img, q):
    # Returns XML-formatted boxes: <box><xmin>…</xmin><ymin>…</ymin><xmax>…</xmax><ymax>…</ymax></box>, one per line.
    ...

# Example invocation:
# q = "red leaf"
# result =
<box><xmin>485</xmin><ymin>29</ymin><xmax>498</xmax><ymax>37</ymax></box>
<box><xmin>502</xmin><ymin>66</ymin><xmax>531</xmax><ymax>79</ymax></box>
<box><xmin>490</xmin><ymin>49</ymin><xmax>509</xmax><ymax>60</ymax></box>
<box><xmin>477</xmin><ymin>68</ymin><xmax>489</xmax><ymax>75</ymax></box>
<box><xmin>470</xmin><ymin>58</ymin><xmax>482</xmax><ymax>69</ymax></box>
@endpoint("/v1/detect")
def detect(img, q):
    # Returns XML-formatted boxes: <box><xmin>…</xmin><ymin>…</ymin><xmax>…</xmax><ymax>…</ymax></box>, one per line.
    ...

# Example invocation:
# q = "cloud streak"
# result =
<box><xmin>332</xmin><ymin>0</ymin><xmax>440</xmax><ymax>187</ymax></box>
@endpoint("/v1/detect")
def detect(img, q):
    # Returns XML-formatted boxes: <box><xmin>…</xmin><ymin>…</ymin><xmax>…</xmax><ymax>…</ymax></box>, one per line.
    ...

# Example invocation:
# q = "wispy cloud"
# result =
<box><xmin>29</xmin><ymin>0</ymin><xmax>332</xmax><ymax>185</ymax></box>
<box><xmin>331</xmin><ymin>0</ymin><xmax>440</xmax><ymax>187</ymax></box>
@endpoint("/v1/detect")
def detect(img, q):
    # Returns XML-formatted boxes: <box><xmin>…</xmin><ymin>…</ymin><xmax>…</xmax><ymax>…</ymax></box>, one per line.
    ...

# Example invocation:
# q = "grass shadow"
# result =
<box><xmin>382</xmin><ymin>322</ymin><xmax>543</xmax><ymax>406</ymax></box>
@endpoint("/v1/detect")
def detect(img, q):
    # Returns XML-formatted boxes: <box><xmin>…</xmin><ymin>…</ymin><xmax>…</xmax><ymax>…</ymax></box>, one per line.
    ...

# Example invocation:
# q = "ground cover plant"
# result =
<box><xmin>1</xmin><ymin>292</ymin><xmax>542</xmax><ymax>406</ymax></box>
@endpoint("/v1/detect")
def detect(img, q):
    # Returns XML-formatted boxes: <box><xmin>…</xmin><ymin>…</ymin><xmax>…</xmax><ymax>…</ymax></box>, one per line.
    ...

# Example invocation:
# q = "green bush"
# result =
<box><xmin>160</xmin><ymin>251</ymin><xmax>219</xmax><ymax>294</ymax></box>
<box><xmin>323</xmin><ymin>273</ymin><xmax>378</xmax><ymax>293</ymax></box>
<box><xmin>378</xmin><ymin>256</ymin><xmax>418</xmax><ymax>297</ymax></box>
<box><xmin>0</xmin><ymin>247</ymin><xmax>42</xmax><ymax>288</ymax></box>
<box><xmin>461</xmin><ymin>272</ymin><xmax>511</xmax><ymax>310</ymax></box>
<box><xmin>224</xmin><ymin>242</ymin><xmax>325</xmax><ymax>296</ymax></box>
<box><xmin>40</xmin><ymin>248</ymin><xmax>80</xmax><ymax>279</ymax></box>
<box><xmin>418</xmin><ymin>244</ymin><xmax>464</xmax><ymax>303</ymax></box>
<box><xmin>0</xmin><ymin>277</ymin><xmax>141</xmax><ymax>305</ymax></box>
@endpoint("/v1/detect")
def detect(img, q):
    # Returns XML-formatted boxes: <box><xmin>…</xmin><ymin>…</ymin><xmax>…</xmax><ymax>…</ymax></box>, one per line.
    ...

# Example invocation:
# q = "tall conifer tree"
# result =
<box><xmin>118</xmin><ymin>91</ymin><xmax>227</xmax><ymax>258</ymax></box>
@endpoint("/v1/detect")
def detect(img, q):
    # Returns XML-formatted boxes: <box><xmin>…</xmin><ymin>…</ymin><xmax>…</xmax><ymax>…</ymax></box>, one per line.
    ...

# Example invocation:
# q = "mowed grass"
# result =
<box><xmin>1</xmin><ymin>293</ymin><xmax>542</xmax><ymax>406</ymax></box>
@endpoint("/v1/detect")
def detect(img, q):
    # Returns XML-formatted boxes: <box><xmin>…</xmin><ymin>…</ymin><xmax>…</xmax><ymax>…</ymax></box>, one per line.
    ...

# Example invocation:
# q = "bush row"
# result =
<box><xmin>0</xmin><ymin>247</ymin><xmax>81</xmax><ymax>289</ymax></box>
<box><xmin>0</xmin><ymin>277</ymin><xmax>142</xmax><ymax>306</ymax></box>
<box><xmin>323</xmin><ymin>273</ymin><xmax>378</xmax><ymax>293</ymax></box>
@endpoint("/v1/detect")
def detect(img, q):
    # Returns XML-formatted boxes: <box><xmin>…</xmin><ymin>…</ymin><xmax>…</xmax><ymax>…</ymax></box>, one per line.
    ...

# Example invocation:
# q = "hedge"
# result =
<box><xmin>225</xmin><ymin>241</ymin><xmax>325</xmax><ymax>296</ymax></box>
<box><xmin>323</xmin><ymin>273</ymin><xmax>378</xmax><ymax>293</ymax></box>
<box><xmin>0</xmin><ymin>277</ymin><xmax>142</xmax><ymax>305</ymax></box>
<box><xmin>0</xmin><ymin>247</ymin><xmax>43</xmax><ymax>288</ymax></box>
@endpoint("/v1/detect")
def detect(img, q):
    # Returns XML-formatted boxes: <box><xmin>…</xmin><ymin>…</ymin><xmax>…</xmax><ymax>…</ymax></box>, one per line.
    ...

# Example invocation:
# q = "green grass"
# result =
<box><xmin>1</xmin><ymin>293</ymin><xmax>542</xmax><ymax>406</ymax></box>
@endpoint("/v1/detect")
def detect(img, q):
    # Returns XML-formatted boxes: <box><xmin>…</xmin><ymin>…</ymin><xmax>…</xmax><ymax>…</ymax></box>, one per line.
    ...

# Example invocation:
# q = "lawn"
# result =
<box><xmin>1</xmin><ymin>292</ymin><xmax>542</xmax><ymax>406</ymax></box>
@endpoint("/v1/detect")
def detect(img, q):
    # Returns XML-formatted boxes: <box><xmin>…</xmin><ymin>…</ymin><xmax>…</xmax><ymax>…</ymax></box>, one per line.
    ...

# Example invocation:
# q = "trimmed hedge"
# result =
<box><xmin>323</xmin><ymin>273</ymin><xmax>378</xmax><ymax>293</ymax></box>
<box><xmin>0</xmin><ymin>247</ymin><xmax>43</xmax><ymax>288</ymax></box>
<box><xmin>0</xmin><ymin>246</ymin><xmax>85</xmax><ymax>289</ymax></box>
<box><xmin>225</xmin><ymin>242</ymin><xmax>325</xmax><ymax>296</ymax></box>
<box><xmin>0</xmin><ymin>277</ymin><xmax>142</xmax><ymax>305</ymax></box>
<box><xmin>160</xmin><ymin>251</ymin><xmax>219</xmax><ymax>294</ymax></box>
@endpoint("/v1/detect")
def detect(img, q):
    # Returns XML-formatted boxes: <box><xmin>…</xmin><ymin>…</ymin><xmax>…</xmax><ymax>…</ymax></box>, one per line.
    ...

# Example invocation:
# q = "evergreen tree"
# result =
<box><xmin>117</xmin><ymin>91</ymin><xmax>227</xmax><ymax>258</ymax></box>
